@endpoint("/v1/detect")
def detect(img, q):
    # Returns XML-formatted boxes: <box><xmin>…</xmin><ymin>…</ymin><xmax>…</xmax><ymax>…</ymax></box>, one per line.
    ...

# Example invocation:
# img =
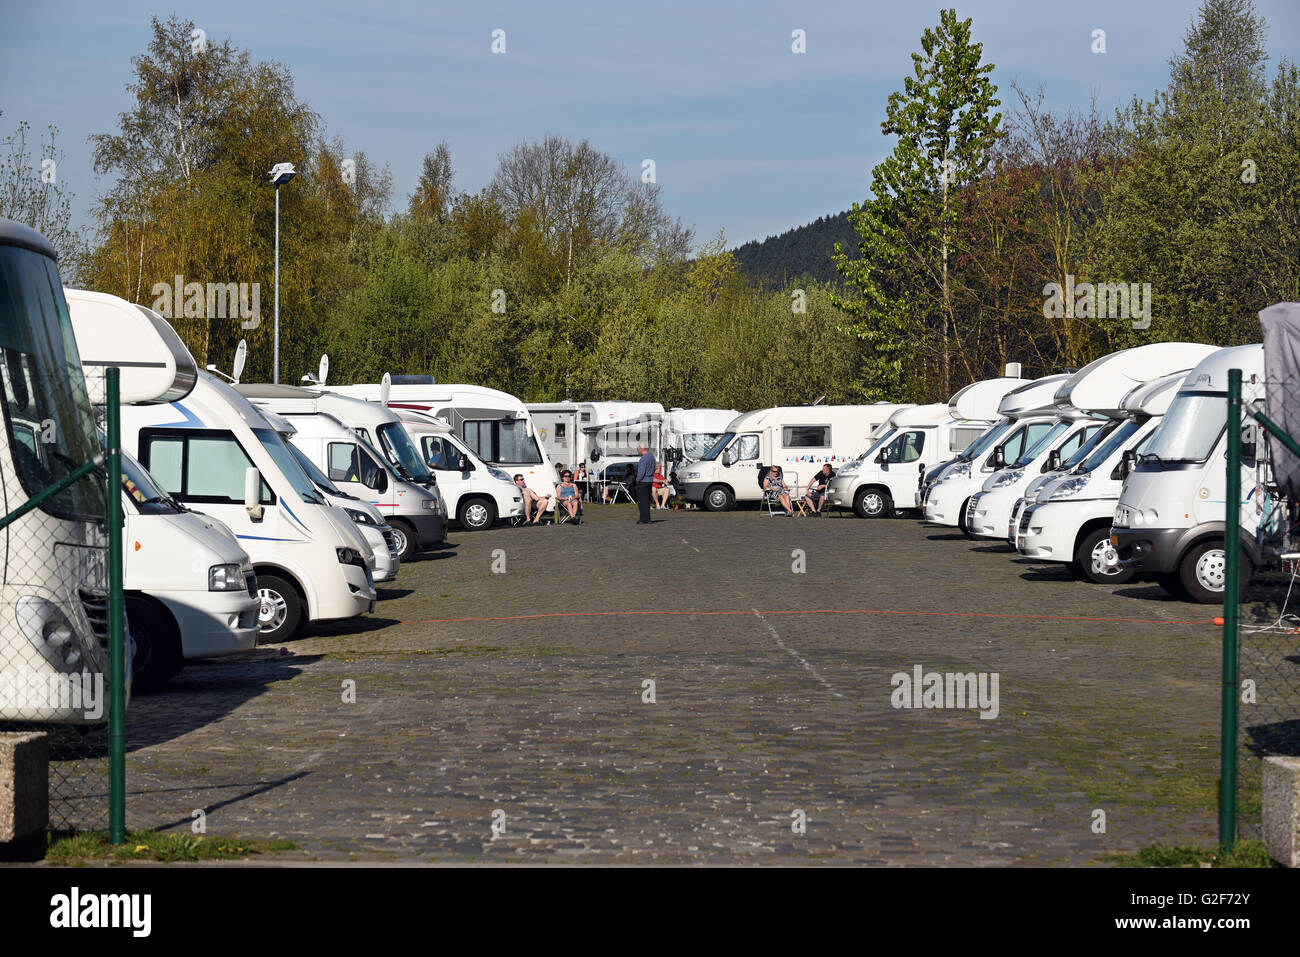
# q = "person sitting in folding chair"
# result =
<box><xmin>803</xmin><ymin>463</ymin><xmax>836</xmax><ymax>515</ymax></box>
<box><xmin>763</xmin><ymin>465</ymin><xmax>795</xmax><ymax>517</ymax></box>
<box><xmin>514</xmin><ymin>474</ymin><xmax>550</xmax><ymax>525</ymax></box>
<box><xmin>554</xmin><ymin>469</ymin><xmax>582</xmax><ymax>524</ymax></box>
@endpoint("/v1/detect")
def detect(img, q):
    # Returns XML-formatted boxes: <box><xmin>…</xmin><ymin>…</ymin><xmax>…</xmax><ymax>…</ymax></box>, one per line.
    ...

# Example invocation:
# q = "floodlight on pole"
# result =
<box><xmin>268</xmin><ymin>162</ymin><xmax>298</xmax><ymax>384</ymax></box>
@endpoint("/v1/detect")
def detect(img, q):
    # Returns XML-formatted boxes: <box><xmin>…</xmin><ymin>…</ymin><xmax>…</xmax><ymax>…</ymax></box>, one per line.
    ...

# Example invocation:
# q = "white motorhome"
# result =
<box><xmin>923</xmin><ymin>375</ymin><xmax>1071</xmax><ymax>532</ymax></box>
<box><xmin>257</xmin><ymin>407</ymin><xmax>400</xmax><ymax>582</ymax></box>
<box><xmin>663</xmin><ymin>408</ymin><xmax>741</xmax><ymax>464</ymax></box>
<box><xmin>236</xmin><ymin>384</ymin><xmax>444</xmax><ymax>561</ymax></box>
<box><xmin>677</xmin><ymin>404</ymin><xmax>906</xmax><ymax>511</ymax></box>
<box><xmin>1112</xmin><ymin>344</ymin><xmax>1271</xmax><ymax>602</ymax></box>
<box><xmin>528</xmin><ymin>401</ymin><xmax>666</xmax><ymax>474</ymax></box>
<box><xmin>328</xmin><ymin>381</ymin><xmax>558</xmax><ymax>497</ymax></box>
<box><xmin>0</xmin><ymin>219</ymin><xmax>126</xmax><ymax>722</ymax></box>
<box><xmin>66</xmin><ymin>288</ymin><xmax>263</xmax><ymax>692</ymax></box>
<box><xmin>914</xmin><ymin>376</ymin><xmax>1031</xmax><ymax>509</ymax></box>
<box><xmin>120</xmin><ymin>372</ymin><xmax>378</xmax><ymax>641</ymax></box>
<box><xmin>963</xmin><ymin>345</ymin><xmax>1218</xmax><ymax>542</ymax></box>
<box><xmin>394</xmin><ymin>409</ymin><xmax>523</xmax><ymax>529</ymax></box>
<box><xmin>1015</xmin><ymin>370</ymin><xmax>1192</xmax><ymax>582</ymax></box>
<box><xmin>827</xmin><ymin>383</ymin><xmax>1013</xmax><ymax>518</ymax></box>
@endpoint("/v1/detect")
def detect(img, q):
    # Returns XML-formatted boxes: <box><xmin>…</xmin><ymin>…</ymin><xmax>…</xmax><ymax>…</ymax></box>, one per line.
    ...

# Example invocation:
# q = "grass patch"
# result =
<box><xmin>46</xmin><ymin>829</ymin><xmax>297</xmax><ymax>864</ymax></box>
<box><xmin>1104</xmin><ymin>839</ymin><xmax>1277</xmax><ymax>868</ymax></box>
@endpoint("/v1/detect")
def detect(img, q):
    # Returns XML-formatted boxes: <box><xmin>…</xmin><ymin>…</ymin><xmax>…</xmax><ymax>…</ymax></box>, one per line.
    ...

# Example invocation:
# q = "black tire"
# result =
<box><xmin>458</xmin><ymin>497</ymin><xmax>497</xmax><ymax>531</ymax></box>
<box><xmin>703</xmin><ymin>484</ymin><xmax>734</xmax><ymax>512</ymax></box>
<box><xmin>1156</xmin><ymin>572</ymin><xmax>1187</xmax><ymax>599</ymax></box>
<box><xmin>1178</xmin><ymin>539</ymin><xmax>1253</xmax><ymax>604</ymax></box>
<box><xmin>958</xmin><ymin>498</ymin><xmax>975</xmax><ymax>538</ymax></box>
<box><xmin>854</xmin><ymin>486</ymin><xmax>893</xmax><ymax>519</ymax></box>
<box><xmin>388</xmin><ymin>519</ymin><xmax>418</xmax><ymax>561</ymax></box>
<box><xmin>256</xmin><ymin>573</ymin><xmax>303</xmax><ymax>643</ymax></box>
<box><xmin>124</xmin><ymin>595</ymin><xmax>181</xmax><ymax>694</ymax></box>
<box><xmin>1076</xmin><ymin>526</ymin><xmax>1135</xmax><ymax>585</ymax></box>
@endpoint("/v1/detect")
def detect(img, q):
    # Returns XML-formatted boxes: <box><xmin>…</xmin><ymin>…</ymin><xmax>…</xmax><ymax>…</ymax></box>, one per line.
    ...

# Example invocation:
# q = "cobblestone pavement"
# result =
<box><xmin>114</xmin><ymin>503</ymin><xmax>1226</xmax><ymax>864</ymax></box>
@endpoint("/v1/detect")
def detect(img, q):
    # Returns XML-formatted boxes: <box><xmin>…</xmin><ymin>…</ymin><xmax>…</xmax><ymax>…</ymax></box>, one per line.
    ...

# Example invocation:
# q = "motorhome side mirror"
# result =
<box><xmin>244</xmin><ymin>467</ymin><xmax>264</xmax><ymax>520</ymax></box>
<box><xmin>1121</xmin><ymin>450</ymin><xmax>1137</xmax><ymax>477</ymax></box>
<box><xmin>722</xmin><ymin>451</ymin><xmax>734</xmax><ymax>468</ymax></box>
<box><xmin>1047</xmin><ymin>450</ymin><xmax>1061</xmax><ymax>472</ymax></box>
<box><xmin>875</xmin><ymin>449</ymin><xmax>887</xmax><ymax>464</ymax></box>
<box><xmin>991</xmin><ymin>446</ymin><xmax>1005</xmax><ymax>468</ymax></box>
<box><xmin>458</xmin><ymin>455</ymin><xmax>471</xmax><ymax>471</ymax></box>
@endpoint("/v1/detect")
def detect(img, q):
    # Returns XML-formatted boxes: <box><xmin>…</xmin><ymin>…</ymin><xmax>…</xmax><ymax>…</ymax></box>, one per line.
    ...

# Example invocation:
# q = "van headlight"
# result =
<box><xmin>208</xmin><ymin>564</ymin><xmax>246</xmax><ymax>591</ymax></box>
<box><xmin>987</xmin><ymin>468</ymin><xmax>1024</xmax><ymax>490</ymax></box>
<box><xmin>1048</xmin><ymin>476</ymin><xmax>1090</xmax><ymax>500</ymax></box>
<box><xmin>16</xmin><ymin>597</ymin><xmax>82</xmax><ymax>670</ymax></box>
<box><xmin>421</xmin><ymin>496</ymin><xmax>440</xmax><ymax>510</ymax></box>
<box><xmin>488</xmin><ymin>466</ymin><xmax>511</xmax><ymax>482</ymax></box>
<box><xmin>682</xmin><ymin>470</ymin><xmax>700</xmax><ymax>480</ymax></box>
<box><xmin>336</xmin><ymin>547</ymin><xmax>367</xmax><ymax>567</ymax></box>
<box><xmin>344</xmin><ymin>507</ymin><xmax>380</xmax><ymax>527</ymax></box>
<box><xmin>949</xmin><ymin>462</ymin><xmax>971</xmax><ymax>479</ymax></box>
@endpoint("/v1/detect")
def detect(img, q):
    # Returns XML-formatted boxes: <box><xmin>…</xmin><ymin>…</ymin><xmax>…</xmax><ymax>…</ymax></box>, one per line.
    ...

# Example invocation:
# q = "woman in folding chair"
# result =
<box><xmin>554</xmin><ymin>469</ymin><xmax>583</xmax><ymax>525</ymax></box>
<box><xmin>763</xmin><ymin>465</ymin><xmax>795</xmax><ymax>517</ymax></box>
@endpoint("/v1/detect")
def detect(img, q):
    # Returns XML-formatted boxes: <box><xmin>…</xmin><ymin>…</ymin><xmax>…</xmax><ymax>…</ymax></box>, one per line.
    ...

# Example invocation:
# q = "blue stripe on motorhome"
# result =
<box><xmin>154</xmin><ymin>401</ymin><xmax>204</xmax><ymax>429</ymax></box>
<box><xmin>280</xmin><ymin>500</ymin><xmax>310</xmax><ymax>535</ymax></box>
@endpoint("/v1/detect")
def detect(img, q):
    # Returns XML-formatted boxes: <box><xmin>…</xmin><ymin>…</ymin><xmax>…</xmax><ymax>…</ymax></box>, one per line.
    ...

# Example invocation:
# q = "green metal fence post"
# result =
<box><xmin>106</xmin><ymin>367</ymin><xmax>126</xmax><ymax>844</ymax></box>
<box><xmin>1219</xmin><ymin>368</ymin><xmax>1242</xmax><ymax>851</ymax></box>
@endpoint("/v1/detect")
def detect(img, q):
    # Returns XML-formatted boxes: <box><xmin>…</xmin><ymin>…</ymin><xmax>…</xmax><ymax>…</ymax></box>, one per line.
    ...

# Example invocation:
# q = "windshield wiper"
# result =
<box><xmin>1138</xmin><ymin>452</ymin><xmax>1164</xmax><ymax>467</ymax></box>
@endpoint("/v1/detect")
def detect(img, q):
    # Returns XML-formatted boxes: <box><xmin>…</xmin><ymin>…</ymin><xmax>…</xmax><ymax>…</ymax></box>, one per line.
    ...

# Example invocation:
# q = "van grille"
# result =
<box><xmin>78</xmin><ymin>589</ymin><xmax>109</xmax><ymax>648</ymax></box>
<box><xmin>965</xmin><ymin>494</ymin><xmax>980</xmax><ymax>526</ymax></box>
<box><xmin>1019</xmin><ymin>507</ymin><xmax>1034</xmax><ymax>534</ymax></box>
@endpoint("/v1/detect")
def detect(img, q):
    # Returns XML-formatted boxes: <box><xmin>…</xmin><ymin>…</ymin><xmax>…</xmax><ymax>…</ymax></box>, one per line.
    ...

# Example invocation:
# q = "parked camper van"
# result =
<box><xmin>663</xmin><ymin>408</ymin><xmax>740</xmax><ymax>464</ymax></box>
<box><xmin>235</xmin><ymin>384</ymin><xmax>444</xmax><ymax>561</ymax></box>
<box><xmin>0</xmin><ymin>219</ymin><xmax>124</xmax><ymax>722</ymax></box>
<box><xmin>529</xmin><ymin>401</ymin><xmax>666</xmax><ymax>474</ymax></box>
<box><xmin>677</xmin><ymin>405</ymin><xmax>905</xmax><ymax>511</ymax></box>
<box><xmin>923</xmin><ymin>375</ymin><xmax>1071</xmax><ymax>531</ymax></box>
<box><xmin>119</xmin><ymin>372</ymin><xmax>378</xmax><ymax>642</ymax></box>
<box><xmin>328</xmin><ymin>381</ymin><xmax>558</xmax><ymax>497</ymax></box>
<box><xmin>66</xmin><ymin>288</ymin><xmax>263</xmax><ymax>692</ymax></box>
<box><xmin>1112</xmin><ymin>344</ymin><xmax>1270</xmax><ymax>602</ymax></box>
<box><xmin>394</xmin><ymin>409</ymin><xmax>523</xmax><ymax>530</ymax></box>
<box><xmin>1015</xmin><ymin>370</ymin><xmax>1191</xmax><ymax>582</ymax></box>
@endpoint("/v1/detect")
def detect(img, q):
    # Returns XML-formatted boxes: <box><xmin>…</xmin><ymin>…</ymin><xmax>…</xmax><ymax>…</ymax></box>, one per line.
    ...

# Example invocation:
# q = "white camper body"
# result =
<box><xmin>663</xmin><ymin>408</ymin><xmax>741</xmax><ymax>465</ymax></box>
<box><xmin>827</xmin><ymin>390</ymin><xmax>1006</xmax><ymax>519</ymax></box>
<box><xmin>922</xmin><ymin>375</ymin><xmax>1071</xmax><ymax>529</ymax></box>
<box><xmin>962</xmin><ymin>344</ymin><xmax>1218</xmax><ymax>541</ymax></box>
<box><xmin>393</xmin><ymin>409</ymin><xmax>524</xmax><ymax>529</ymax></box>
<box><xmin>236</xmin><ymin>385</ymin><xmax>445</xmax><ymax>561</ymax></box>
<box><xmin>677</xmin><ymin>405</ymin><xmax>905</xmax><ymax>511</ymax></box>
<box><xmin>120</xmin><ymin>372</ymin><xmax>378</xmax><ymax>642</ymax></box>
<box><xmin>0</xmin><ymin>221</ymin><xmax>126</xmax><ymax>722</ymax></box>
<box><xmin>1014</xmin><ymin>370</ymin><xmax>1190</xmax><ymax>581</ymax></box>
<box><xmin>1112</xmin><ymin>344</ymin><xmax>1271</xmax><ymax>602</ymax></box>
<box><xmin>257</xmin><ymin>407</ymin><xmax>400</xmax><ymax>582</ymax></box>
<box><xmin>528</xmin><ymin>401</ymin><xmax>666</xmax><ymax>476</ymax></box>
<box><xmin>66</xmin><ymin>288</ymin><xmax>260</xmax><ymax>692</ymax></box>
<box><xmin>328</xmin><ymin>382</ymin><xmax>558</xmax><ymax>497</ymax></box>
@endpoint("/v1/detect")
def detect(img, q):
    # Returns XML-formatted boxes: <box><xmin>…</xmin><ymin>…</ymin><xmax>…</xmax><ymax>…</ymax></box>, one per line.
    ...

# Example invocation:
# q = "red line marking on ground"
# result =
<box><xmin>398</xmin><ymin>608</ymin><xmax>1217</xmax><ymax>627</ymax></box>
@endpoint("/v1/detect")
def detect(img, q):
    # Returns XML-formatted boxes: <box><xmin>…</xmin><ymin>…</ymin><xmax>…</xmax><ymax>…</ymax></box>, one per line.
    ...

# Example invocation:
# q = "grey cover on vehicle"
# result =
<box><xmin>1260</xmin><ymin>302</ymin><xmax>1300</xmax><ymax>500</ymax></box>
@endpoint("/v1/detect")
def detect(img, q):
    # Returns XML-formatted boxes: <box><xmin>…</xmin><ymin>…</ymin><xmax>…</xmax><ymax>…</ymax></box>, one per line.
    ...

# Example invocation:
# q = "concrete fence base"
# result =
<box><xmin>0</xmin><ymin>731</ymin><xmax>48</xmax><ymax>843</ymax></box>
<box><xmin>1263</xmin><ymin>755</ymin><xmax>1300</xmax><ymax>868</ymax></box>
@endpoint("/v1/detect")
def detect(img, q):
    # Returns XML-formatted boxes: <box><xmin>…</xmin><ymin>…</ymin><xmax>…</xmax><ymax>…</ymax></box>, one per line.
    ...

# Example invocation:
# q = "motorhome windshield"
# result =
<box><xmin>681</xmin><ymin>432</ymin><xmax>727</xmax><ymax>461</ymax></box>
<box><xmin>701</xmin><ymin>432</ymin><xmax>735</xmax><ymax>462</ymax></box>
<box><xmin>1013</xmin><ymin>421</ymin><xmax>1069</xmax><ymax>468</ymax></box>
<box><xmin>0</xmin><ymin>245</ymin><xmax>104</xmax><ymax>521</ymax></box>
<box><xmin>376</xmin><ymin>422</ymin><xmax>432</xmax><ymax>483</ymax></box>
<box><xmin>854</xmin><ymin>428</ymin><xmax>897</xmax><ymax>464</ymax></box>
<box><xmin>1143</xmin><ymin>392</ymin><xmax>1224</xmax><ymax>463</ymax></box>
<box><xmin>959</xmin><ymin>419</ymin><xmax>1012</xmax><ymax>462</ymax></box>
<box><xmin>1077</xmin><ymin>418</ymin><xmax>1140</xmax><ymax>473</ymax></box>
<box><xmin>252</xmin><ymin>427</ymin><xmax>326</xmax><ymax>505</ymax></box>
<box><xmin>1065</xmin><ymin>419</ymin><xmax>1117</xmax><ymax>470</ymax></box>
<box><xmin>121</xmin><ymin>452</ymin><xmax>180</xmax><ymax>515</ymax></box>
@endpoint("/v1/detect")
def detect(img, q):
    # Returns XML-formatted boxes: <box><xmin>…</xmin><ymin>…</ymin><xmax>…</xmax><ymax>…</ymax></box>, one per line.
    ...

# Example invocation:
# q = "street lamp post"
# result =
<box><xmin>268</xmin><ymin>162</ymin><xmax>297</xmax><ymax>384</ymax></box>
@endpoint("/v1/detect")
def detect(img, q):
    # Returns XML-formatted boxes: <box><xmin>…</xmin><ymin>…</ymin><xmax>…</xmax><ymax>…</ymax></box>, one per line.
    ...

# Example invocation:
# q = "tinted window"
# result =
<box><xmin>142</xmin><ymin>430</ymin><xmax>272</xmax><ymax>504</ymax></box>
<box><xmin>783</xmin><ymin>425</ymin><xmax>829</xmax><ymax>448</ymax></box>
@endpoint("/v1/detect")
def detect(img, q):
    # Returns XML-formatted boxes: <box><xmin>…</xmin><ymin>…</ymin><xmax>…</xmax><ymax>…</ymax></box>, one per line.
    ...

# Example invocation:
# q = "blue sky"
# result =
<box><xmin>3</xmin><ymin>0</ymin><xmax>1297</xmax><ymax>250</ymax></box>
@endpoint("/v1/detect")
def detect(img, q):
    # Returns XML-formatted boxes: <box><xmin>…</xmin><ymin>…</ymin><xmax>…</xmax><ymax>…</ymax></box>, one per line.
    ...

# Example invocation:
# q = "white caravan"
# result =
<box><xmin>257</xmin><ymin>407</ymin><xmax>400</xmax><ymax>582</ymax></box>
<box><xmin>677</xmin><ymin>405</ymin><xmax>906</xmax><ymax>511</ymax></box>
<box><xmin>922</xmin><ymin>376</ymin><xmax>1071</xmax><ymax>531</ymax></box>
<box><xmin>328</xmin><ymin>381</ymin><xmax>557</xmax><ymax>496</ymax></box>
<box><xmin>235</xmin><ymin>384</ymin><xmax>444</xmax><ymax>561</ymax></box>
<box><xmin>914</xmin><ymin>376</ymin><xmax>1031</xmax><ymax>509</ymax></box>
<box><xmin>827</xmin><ymin>382</ymin><xmax>1015</xmax><ymax>518</ymax></box>
<box><xmin>528</xmin><ymin>401</ymin><xmax>666</xmax><ymax>473</ymax></box>
<box><xmin>0</xmin><ymin>220</ymin><xmax>126</xmax><ymax>722</ymax></box>
<box><xmin>394</xmin><ymin>409</ymin><xmax>524</xmax><ymax>530</ymax></box>
<box><xmin>663</xmin><ymin>408</ymin><xmax>741</xmax><ymax>464</ymax></box>
<box><xmin>120</xmin><ymin>372</ymin><xmax>377</xmax><ymax>642</ymax></box>
<box><xmin>963</xmin><ymin>344</ymin><xmax>1218</xmax><ymax>542</ymax></box>
<box><xmin>1112</xmin><ymin>344</ymin><xmax>1271</xmax><ymax>603</ymax></box>
<box><xmin>1015</xmin><ymin>370</ymin><xmax>1190</xmax><ymax>582</ymax></box>
<box><xmin>66</xmin><ymin>288</ymin><xmax>263</xmax><ymax>692</ymax></box>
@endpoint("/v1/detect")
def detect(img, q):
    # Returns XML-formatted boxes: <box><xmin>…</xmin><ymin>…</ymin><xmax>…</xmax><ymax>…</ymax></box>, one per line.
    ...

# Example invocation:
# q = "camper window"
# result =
<box><xmin>141</xmin><ymin>429</ymin><xmax>273</xmax><ymax>505</ymax></box>
<box><xmin>783</xmin><ymin>425</ymin><xmax>830</xmax><ymax>448</ymax></box>
<box><xmin>422</xmin><ymin>435</ymin><xmax>459</xmax><ymax>470</ymax></box>
<box><xmin>734</xmin><ymin>434</ymin><xmax>760</xmax><ymax>461</ymax></box>
<box><xmin>464</xmin><ymin>417</ymin><xmax>542</xmax><ymax>466</ymax></box>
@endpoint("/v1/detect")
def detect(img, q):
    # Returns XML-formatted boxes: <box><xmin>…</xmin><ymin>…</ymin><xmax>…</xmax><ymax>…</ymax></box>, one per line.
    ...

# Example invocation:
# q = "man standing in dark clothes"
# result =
<box><xmin>634</xmin><ymin>443</ymin><xmax>655</xmax><ymax>524</ymax></box>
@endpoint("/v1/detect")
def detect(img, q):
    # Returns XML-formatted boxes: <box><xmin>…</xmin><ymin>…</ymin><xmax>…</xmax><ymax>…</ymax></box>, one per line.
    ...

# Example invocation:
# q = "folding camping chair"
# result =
<box><xmin>554</xmin><ymin>491</ymin><xmax>584</xmax><ymax>525</ymax></box>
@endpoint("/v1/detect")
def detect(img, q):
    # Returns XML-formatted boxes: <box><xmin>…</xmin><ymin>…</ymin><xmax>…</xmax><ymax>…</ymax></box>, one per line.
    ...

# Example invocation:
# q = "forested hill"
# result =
<box><xmin>731</xmin><ymin>211</ymin><xmax>859</xmax><ymax>287</ymax></box>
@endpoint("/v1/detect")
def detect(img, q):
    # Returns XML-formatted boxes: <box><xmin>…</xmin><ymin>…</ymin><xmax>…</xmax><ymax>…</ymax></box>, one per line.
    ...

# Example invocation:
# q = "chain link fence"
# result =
<box><xmin>0</xmin><ymin>365</ymin><xmax>125</xmax><ymax>837</ymax></box>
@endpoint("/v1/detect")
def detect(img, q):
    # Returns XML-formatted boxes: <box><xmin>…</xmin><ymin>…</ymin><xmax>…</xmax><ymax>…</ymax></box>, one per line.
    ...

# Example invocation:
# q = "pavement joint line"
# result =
<box><xmin>751</xmin><ymin>608</ymin><xmax>844</xmax><ymax>699</ymax></box>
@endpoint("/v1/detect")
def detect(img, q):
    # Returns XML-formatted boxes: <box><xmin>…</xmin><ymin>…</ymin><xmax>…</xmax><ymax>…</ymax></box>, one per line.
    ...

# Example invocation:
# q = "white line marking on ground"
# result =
<box><xmin>752</xmin><ymin>608</ymin><xmax>844</xmax><ymax>698</ymax></box>
<box><xmin>681</xmin><ymin>536</ymin><xmax>700</xmax><ymax>553</ymax></box>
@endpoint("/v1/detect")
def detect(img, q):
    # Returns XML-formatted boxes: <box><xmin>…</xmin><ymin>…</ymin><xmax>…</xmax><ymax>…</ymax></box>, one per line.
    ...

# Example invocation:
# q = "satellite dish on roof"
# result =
<box><xmin>231</xmin><ymin>339</ymin><xmax>247</xmax><ymax>384</ymax></box>
<box><xmin>380</xmin><ymin>371</ymin><xmax>391</xmax><ymax>407</ymax></box>
<box><xmin>302</xmin><ymin>353</ymin><xmax>329</xmax><ymax>386</ymax></box>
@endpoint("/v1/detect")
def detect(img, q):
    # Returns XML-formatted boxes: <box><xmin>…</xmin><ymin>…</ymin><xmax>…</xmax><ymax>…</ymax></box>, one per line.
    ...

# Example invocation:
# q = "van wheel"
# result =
<box><xmin>125</xmin><ymin>595</ymin><xmax>181</xmax><ymax>694</ymax></box>
<box><xmin>458</xmin><ymin>497</ymin><xmax>496</xmax><ymax>530</ymax></box>
<box><xmin>703</xmin><ymin>485</ymin><xmax>734</xmax><ymax>512</ymax></box>
<box><xmin>388</xmin><ymin>519</ymin><xmax>417</xmax><ymax>561</ymax></box>
<box><xmin>1077</xmin><ymin>527</ymin><xmax>1134</xmax><ymax>584</ymax></box>
<box><xmin>854</xmin><ymin>487</ymin><xmax>892</xmax><ymax>519</ymax></box>
<box><xmin>1178</xmin><ymin>539</ymin><xmax>1252</xmax><ymax>604</ymax></box>
<box><xmin>958</xmin><ymin>498</ymin><xmax>975</xmax><ymax>538</ymax></box>
<box><xmin>256</xmin><ymin>574</ymin><xmax>303</xmax><ymax>643</ymax></box>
